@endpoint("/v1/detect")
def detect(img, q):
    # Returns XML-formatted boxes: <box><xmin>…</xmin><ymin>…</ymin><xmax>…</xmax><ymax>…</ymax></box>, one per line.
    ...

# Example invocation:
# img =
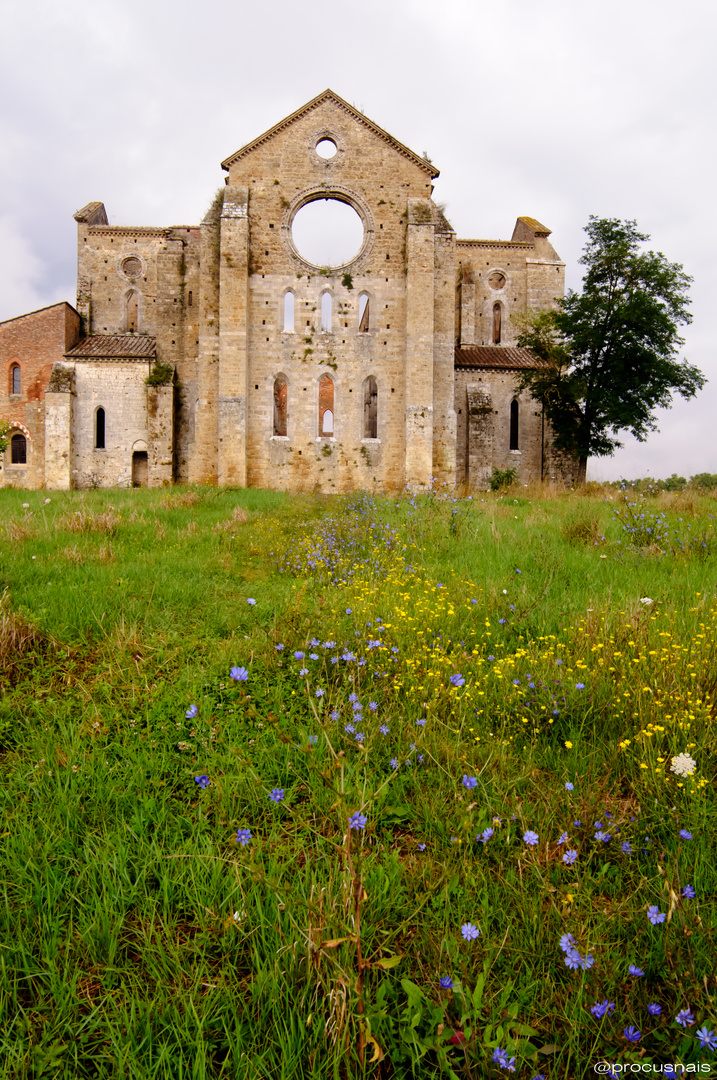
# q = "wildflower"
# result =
<box><xmin>696</xmin><ymin>1027</ymin><xmax>717</xmax><ymax>1051</ymax></box>
<box><xmin>557</xmin><ymin>832</ymin><xmax>568</xmax><ymax>846</ymax></box>
<box><xmin>299</xmin><ymin>667</ymin><xmax>308</xmax><ymax>675</ymax></box>
<box><xmin>450</xmin><ymin>674</ymin><xmax>466</xmax><ymax>687</ymax></box>
<box><xmin>523</xmin><ymin>830</ymin><xmax>539</xmax><ymax>846</ymax></box>
<box><xmin>348</xmin><ymin>812</ymin><xmax>367</xmax><ymax>830</ymax></box>
<box><xmin>462</xmin><ymin>775</ymin><xmax>478</xmax><ymax>789</ymax></box>
<box><xmin>565</xmin><ymin>740</ymin><xmax>573</xmax><ymax>749</ymax></box>
<box><xmin>294</xmin><ymin>651</ymin><xmax>305</xmax><ymax>659</ymax></box>
<box><xmin>590</xmin><ymin>1000</ymin><xmax>615</xmax><ymax>1018</ymax></box>
<box><xmin>185</xmin><ymin>704</ymin><xmax>199</xmax><ymax>719</ymax></box>
<box><xmin>355</xmin><ymin>732</ymin><xmax>366</xmax><ymax>742</ymax></box>
<box><xmin>417</xmin><ymin>843</ymin><xmax>426</xmax><ymax>851</ymax></box>
<box><xmin>315</xmin><ymin>688</ymin><xmax>325</xmax><ymax>698</ymax></box>
<box><xmin>576</xmin><ymin>683</ymin><xmax>585</xmax><ymax>690</ymax></box>
<box><xmin>564</xmin><ymin>949</ymin><xmax>582</xmax><ymax>971</ymax></box>
<box><xmin>390</xmin><ymin>758</ymin><xmax>399</xmax><ymax>769</ymax></box>
<box><xmin>379</xmin><ymin>724</ymin><xmax>389</xmax><ymax>735</ymax></box>
<box><xmin>330</xmin><ymin>710</ymin><xmax>339</xmax><ymax>721</ymax></box>
<box><xmin>269</xmin><ymin>788</ymin><xmax>285</xmax><ymax>803</ymax></box>
<box><xmin>563</xmin><ymin>849</ymin><xmax>578</xmax><ymax>865</ymax></box>
<box><xmin>309</xmin><ymin>653</ymin><xmax>319</xmax><ymax>660</ymax></box>
<box><xmin>682</xmin><ymin>884</ymin><xmax>695</xmax><ymax>899</ymax></box>
<box><xmin>492</xmin><ymin>1047</ymin><xmax>516</xmax><ymax>1071</ymax></box>
<box><xmin>369</xmin><ymin>701</ymin><xmax>378</xmax><ymax>711</ymax></box>
<box><xmin>621</xmin><ymin>841</ymin><xmax>633</xmax><ymax>854</ymax></box>
<box><xmin>461</xmin><ymin>922</ymin><xmax>479</xmax><ymax>940</ymax></box>
<box><xmin>647</xmin><ymin>1003</ymin><xmax>662</xmax><ymax>1016</ymax></box>
<box><xmin>675</xmin><ymin>1008</ymin><xmax>695</xmax><ymax>1027</ymax></box>
<box><xmin>559</xmin><ymin>933</ymin><xmax>576</xmax><ymax>953</ymax></box>
<box><xmin>247</xmin><ymin>598</ymin><xmax>256</xmax><ymax>605</ymax></box>
<box><xmin>498</xmin><ymin>618</ymin><xmax>506</xmax><ymax>625</ymax></box>
<box><xmin>670</xmin><ymin>753</ymin><xmax>696</xmax><ymax>777</ymax></box>
<box><xmin>275</xmin><ymin>644</ymin><xmax>284</xmax><ymax>651</ymax></box>
<box><xmin>307</xmin><ymin>734</ymin><xmax>318</xmax><ymax>745</ymax></box>
<box><xmin>623</xmin><ymin>1026</ymin><xmax>641</xmax><ymax>1042</ymax></box>
<box><xmin>230</xmin><ymin>666</ymin><xmax>249</xmax><ymax>682</ymax></box>
<box><xmin>581</xmin><ymin>954</ymin><xmax>595</xmax><ymax>970</ymax></box>
<box><xmin>439</xmin><ymin>976</ymin><xmax>453</xmax><ymax>989</ymax></box>
<box><xmin>679</xmin><ymin>829</ymin><xmax>693</xmax><ymax>840</ymax></box>
<box><xmin>194</xmin><ymin>775</ymin><xmax>210</xmax><ymax>788</ymax></box>
<box><xmin>647</xmin><ymin>905</ymin><xmax>665</xmax><ymax>925</ymax></box>
<box><xmin>573</xmin><ymin>820</ymin><xmax>582</xmax><ymax>828</ymax></box>
<box><xmin>235</xmin><ymin>828</ymin><xmax>252</xmax><ymax>846</ymax></box>
<box><xmin>344</xmin><ymin>723</ymin><xmax>355</xmax><ymax>734</ymax></box>
<box><xmin>415</xmin><ymin>717</ymin><xmax>426</xmax><ymax>726</ymax></box>
<box><xmin>478</xmin><ymin>827</ymin><xmax>494</xmax><ymax>843</ymax></box>
<box><xmin>639</xmin><ymin>597</ymin><xmax>653</xmax><ymax>605</ymax></box>
<box><xmin>565</xmin><ymin>782</ymin><xmax>574</xmax><ymax>791</ymax></box>
<box><xmin>628</xmin><ymin>965</ymin><xmax>644</xmax><ymax>976</ymax></box>
<box><xmin>345</xmin><ymin>608</ymin><xmax>352</xmax><ymax>614</ymax></box>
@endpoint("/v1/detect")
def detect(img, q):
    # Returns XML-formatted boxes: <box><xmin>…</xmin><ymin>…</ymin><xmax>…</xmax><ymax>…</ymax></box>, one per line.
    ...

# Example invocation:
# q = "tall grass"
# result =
<box><xmin>0</xmin><ymin>484</ymin><xmax>715</xmax><ymax>1078</ymax></box>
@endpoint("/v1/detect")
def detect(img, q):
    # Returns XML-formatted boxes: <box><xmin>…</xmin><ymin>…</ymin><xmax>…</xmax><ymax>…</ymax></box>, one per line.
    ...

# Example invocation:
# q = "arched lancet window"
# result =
<box><xmin>96</xmin><ymin>407</ymin><xmax>106</xmax><ymax>449</ymax></box>
<box><xmin>126</xmin><ymin>290</ymin><xmax>139</xmax><ymax>333</ymax></box>
<box><xmin>358</xmin><ymin>293</ymin><xmax>370</xmax><ymax>333</ymax></box>
<box><xmin>283</xmin><ymin>292</ymin><xmax>294</xmax><ymax>333</ymax></box>
<box><xmin>10</xmin><ymin>433</ymin><xmax>27</xmax><ymax>464</ymax></box>
<box><xmin>363</xmin><ymin>375</ymin><xmax>377</xmax><ymax>439</ymax></box>
<box><xmin>510</xmin><ymin>399</ymin><xmax>519</xmax><ymax>450</ymax></box>
<box><xmin>320</xmin><ymin>292</ymin><xmax>332</xmax><ymax>333</ymax></box>
<box><xmin>273</xmin><ymin>375</ymin><xmax>288</xmax><ymax>436</ymax></box>
<box><xmin>492</xmin><ymin>302</ymin><xmax>502</xmax><ymax>345</ymax></box>
<box><xmin>10</xmin><ymin>364</ymin><xmax>21</xmax><ymax>395</ymax></box>
<box><xmin>319</xmin><ymin>375</ymin><xmax>334</xmax><ymax>436</ymax></box>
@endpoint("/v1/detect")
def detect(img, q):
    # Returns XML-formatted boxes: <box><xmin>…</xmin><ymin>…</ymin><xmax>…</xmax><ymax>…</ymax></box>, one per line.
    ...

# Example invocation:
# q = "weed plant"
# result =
<box><xmin>0</xmin><ymin>483</ymin><xmax>715</xmax><ymax>1078</ymax></box>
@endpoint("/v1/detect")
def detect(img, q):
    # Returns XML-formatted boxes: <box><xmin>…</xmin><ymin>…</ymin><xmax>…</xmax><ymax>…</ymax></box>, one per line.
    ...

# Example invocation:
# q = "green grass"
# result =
<box><xmin>0</xmin><ymin>483</ymin><xmax>716</xmax><ymax>1078</ymax></box>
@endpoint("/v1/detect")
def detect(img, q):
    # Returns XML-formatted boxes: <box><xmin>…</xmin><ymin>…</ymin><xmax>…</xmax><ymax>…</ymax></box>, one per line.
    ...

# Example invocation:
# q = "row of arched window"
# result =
<box><xmin>282</xmin><ymin>291</ymin><xmax>370</xmax><ymax>334</ymax></box>
<box><xmin>273</xmin><ymin>374</ymin><xmax>378</xmax><ymax>439</ymax></box>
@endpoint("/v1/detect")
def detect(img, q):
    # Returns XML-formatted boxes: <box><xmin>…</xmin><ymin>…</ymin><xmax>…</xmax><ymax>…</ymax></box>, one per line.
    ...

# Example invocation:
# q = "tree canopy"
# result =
<box><xmin>515</xmin><ymin>216</ymin><xmax>705</xmax><ymax>484</ymax></box>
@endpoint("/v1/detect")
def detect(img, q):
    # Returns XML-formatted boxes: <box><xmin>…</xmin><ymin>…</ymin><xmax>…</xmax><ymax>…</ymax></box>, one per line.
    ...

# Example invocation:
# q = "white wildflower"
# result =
<box><xmin>670</xmin><ymin>752</ymin><xmax>696</xmax><ymax>778</ymax></box>
<box><xmin>639</xmin><ymin>597</ymin><xmax>653</xmax><ymax>605</ymax></box>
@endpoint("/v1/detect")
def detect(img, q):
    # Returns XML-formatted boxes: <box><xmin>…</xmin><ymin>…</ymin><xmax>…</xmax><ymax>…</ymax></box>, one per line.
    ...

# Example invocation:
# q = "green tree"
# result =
<box><xmin>0</xmin><ymin>421</ymin><xmax>9</xmax><ymax>455</ymax></box>
<box><xmin>515</xmin><ymin>216</ymin><xmax>705</xmax><ymax>485</ymax></box>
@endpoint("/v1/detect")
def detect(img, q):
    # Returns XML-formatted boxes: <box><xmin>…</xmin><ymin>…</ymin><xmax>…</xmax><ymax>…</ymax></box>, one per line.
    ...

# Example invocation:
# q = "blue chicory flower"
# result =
<box><xmin>462</xmin><ymin>775</ymin><xmax>478</xmax><ymax>789</ymax></box>
<box><xmin>235</xmin><ymin>828</ymin><xmax>252</xmax><ymax>846</ymax></box>
<box><xmin>230</xmin><ymin>666</ymin><xmax>249</xmax><ymax>682</ymax></box>
<box><xmin>461</xmin><ymin>923</ymin><xmax>479</xmax><ymax>940</ymax></box>
<box><xmin>194</xmin><ymin>775</ymin><xmax>210</xmax><ymax>788</ymax></box>
<box><xmin>628</xmin><ymin>964</ymin><xmax>645</xmax><ymax>977</ymax></box>
<box><xmin>623</xmin><ymin>1026</ymin><xmax>641</xmax><ymax>1042</ymax></box>
<box><xmin>647</xmin><ymin>1003</ymin><xmax>662</xmax><ymax>1016</ymax></box>
<box><xmin>450</xmin><ymin>673</ymin><xmax>466</xmax><ymax>687</ymax></box>
<box><xmin>439</xmin><ymin>976</ymin><xmax>453</xmax><ymax>989</ymax></box>
<box><xmin>680</xmin><ymin>829</ymin><xmax>693</xmax><ymax>840</ymax></box>
<box><xmin>675</xmin><ymin>1008</ymin><xmax>695</xmax><ymax>1027</ymax></box>
<box><xmin>565</xmin><ymin>782</ymin><xmax>574</xmax><ymax>791</ymax></box>
<box><xmin>523</xmin><ymin>830</ymin><xmax>539</xmax><ymax>845</ymax></box>
<box><xmin>696</xmin><ymin>1027</ymin><xmax>717</xmax><ymax>1051</ymax></box>
<box><xmin>185</xmin><ymin>704</ymin><xmax>198</xmax><ymax>719</ymax></box>
<box><xmin>682</xmin><ymin>884</ymin><xmax>695</xmax><ymax>898</ymax></box>
<box><xmin>247</xmin><ymin>598</ymin><xmax>256</xmax><ymax>605</ymax></box>
<box><xmin>269</xmin><ymin>788</ymin><xmax>285</xmax><ymax>803</ymax></box>
<box><xmin>348</xmin><ymin>812</ymin><xmax>367</xmax><ymax>830</ymax></box>
<box><xmin>647</xmin><ymin>905</ymin><xmax>665</xmax><ymax>925</ymax></box>
<box><xmin>563</xmin><ymin>849</ymin><xmax>578</xmax><ymax>865</ymax></box>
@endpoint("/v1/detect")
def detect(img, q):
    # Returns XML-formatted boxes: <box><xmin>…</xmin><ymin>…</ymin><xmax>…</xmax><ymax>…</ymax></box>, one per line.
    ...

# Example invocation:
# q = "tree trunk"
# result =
<box><xmin>576</xmin><ymin>457</ymin><xmax>588</xmax><ymax>486</ymax></box>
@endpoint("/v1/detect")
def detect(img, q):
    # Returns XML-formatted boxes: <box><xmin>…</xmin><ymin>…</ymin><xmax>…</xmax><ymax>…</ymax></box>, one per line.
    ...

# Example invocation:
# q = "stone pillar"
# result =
<box><xmin>460</xmin><ymin>281</ymin><xmax>476</xmax><ymax>346</ymax></box>
<box><xmin>405</xmin><ymin>201</ymin><xmax>435</xmax><ymax>490</ymax></box>
<box><xmin>432</xmin><ymin>230</ymin><xmax>457</xmax><ymax>486</ymax></box>
<box><xmin>147</xmin><ymin>381</ymin><xmax>174</xmax><ymax>487</ymax></box>
<box><xmin>217</xmin><ymin>186</ymin><xmax>249</xmax><ymax>487</ymax></box>
<box><xmin>44</xmin><ymin>363</ymin><xmax>75</xmax><ymax>490</ymax></box>
<box><xmin>466</xmin><ymin>384</ymin><xmax>493</xmax><ymax>490</ymax></box>
<box><xmin>189</xmin><ymin>205</ymin><xmax>221</xmax><ymax>483</ymax></box>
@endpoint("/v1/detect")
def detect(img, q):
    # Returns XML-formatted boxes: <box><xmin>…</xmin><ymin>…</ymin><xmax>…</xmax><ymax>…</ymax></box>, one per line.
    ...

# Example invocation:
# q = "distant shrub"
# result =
<box><xmin>690</xmin><ymin>472</ymin><xmax>717</xmax><ymax>491</ymax></box>
<box><xmin>490</xmin><ymin>466</ymin><xmax>518</xmax><ymax>492</ymax></box>
<box><xmin>145</xmin><ymin>362</ymin><xmax>174</xmax><ymax>387</ymax></box>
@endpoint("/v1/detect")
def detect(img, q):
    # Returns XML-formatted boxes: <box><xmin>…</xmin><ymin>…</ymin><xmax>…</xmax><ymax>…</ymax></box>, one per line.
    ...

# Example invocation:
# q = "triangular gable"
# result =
<box><xmin>221</xmin><ymin>89</ymin><xmax>440</xmax><ymax>178</ymax></box>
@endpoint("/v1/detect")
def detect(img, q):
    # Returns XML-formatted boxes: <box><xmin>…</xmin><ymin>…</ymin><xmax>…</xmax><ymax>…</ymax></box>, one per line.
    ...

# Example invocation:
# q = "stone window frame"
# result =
<box><xmin>281</xmin><ymin>290</ymin><xmax>295</xmax><ymax>334</ymax></box>
<box><xmin>357</xmin><ymin>291</ymin><xmax>371</xmax><ymax>334</ymax></box>
<box><xmin>281</xmin><ymin>185</ymin><xmax>375</xmax><ymax>274</ymax></box>
<box><xmin>9</xmin><ymin>427</ymin><xmax>29</xmax><ymax>465</ymax></box>
<box><xmin>319</xmin><ymin>290</ymin><xmax>333</xmax><ymax>334</ymax></box>
<box><xmin>119</xmin><ymin>254</ymin><xmax>145</xmax><ymax>281</ymax></box>
<box><xmin>272</xmin><ymin>373</ymin><xmax>289</xmax><ymax>437</ymax></box>
<box><xmin>9</xmin><ymin>362</ymin><xmax>21</xmax><ymax>396</ymax></box>
<box><xmin>125</xmin><ymin>288</ymin><xmax>141</xmax><ymax>333</ymax></box>
<box><xmin>318</xmin><ymin>373</ymin><xmax>335</xmax><ymax>438</ymax></box>
<box><xmin>307</xmin><ymin>128</ymin><xmax>346</xmax><ymax>168</ymax></box>
<box><xmin>362</xmin><ymin>374</ymin><xmax>378</xmax><ymax>440</ymax></box>
<box><xmin>95</xmin><ymin>406</ymin><xmax>106</xmax><ymax>450</ymax></box>
<box><xmin>509</xmin><ymin>398</ymin><xmax>520</xmax><ymax>452</ymax></box>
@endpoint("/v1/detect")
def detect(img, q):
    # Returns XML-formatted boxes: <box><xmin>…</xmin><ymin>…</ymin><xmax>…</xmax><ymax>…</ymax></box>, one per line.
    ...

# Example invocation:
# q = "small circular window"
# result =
<box><xmin>315</xmin><ymin>138</ymin><xmax>338</xmax><ymax>160</ymax></box>
<box><xmin>488</xmin><ymin>271</ymin><xmax>506</xmax><ymax>290</ymax></box>
<box><xmin>122</xmin><ymin>256</ymin><xmax>142</xmax><ymax>279</ymax></box>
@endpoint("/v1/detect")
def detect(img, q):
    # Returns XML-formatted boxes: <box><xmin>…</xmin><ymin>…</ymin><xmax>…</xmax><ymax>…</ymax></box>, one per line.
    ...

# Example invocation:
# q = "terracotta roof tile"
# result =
<box><xmin>455</xmin><ymin>345</ymin><xmax>544</xmax><ymax>370</ymax></box>
<box><xmin>65</xmin><ymin>334</ymin><xmax>156</xmax><ymax>359</ymax></box>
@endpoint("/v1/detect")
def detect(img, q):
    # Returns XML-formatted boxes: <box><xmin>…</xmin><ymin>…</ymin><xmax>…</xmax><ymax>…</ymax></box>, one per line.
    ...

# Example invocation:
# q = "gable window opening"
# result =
<box><xmin>510</xmin><ymin>398</ymin><xmax>519</xmax><ymax>450</ymax></box>
<box><xmin>96</xmin><ymin>407</ymin><xmax>106</xmax><ymax>450</ymax></box>
<box><xmin>320</xmin><ymin>292</ymin><xmax>332</xmax><ymax>333</ymax></box>
<box><xmin>10</xmin><ymin>364</ymin><xmax>21</xmax><ymax>395</ymax></box>
<box><xmin>10</xmin><ymin>432</ymin><xmax>27</xmax><ymax>465</ymax></box>
<box><xmin>358</xmin><ymin>293</ymin><xmax>370</xmax><ymax>333</ymax></box>
<box><xmin>126</xmin><ymin>290</ymin><xmax>139</xmax><ymax>333</ymax></box>
<box><xmin>283</xmin><ymin>291</ymin><xmax>295</xmax><ymax>333</ymax></box>
<box><xmin>319</xmin><ymin>374</ymin><xmax>334</xmax><ymax>437</ymax></box>
<box><xmin>273</xmin><ymin>375</ymin><xmax>288</xmax><ymax>436</ymax></box>
<box><xmin>363</xmin><ymin>375</ymin><xmax>377</xmax><ymax>439</ymax></box>
<box><xmin>492</xmin><ymin>302</ymin><xmax>502</xmax><ymax>345</ymax></box>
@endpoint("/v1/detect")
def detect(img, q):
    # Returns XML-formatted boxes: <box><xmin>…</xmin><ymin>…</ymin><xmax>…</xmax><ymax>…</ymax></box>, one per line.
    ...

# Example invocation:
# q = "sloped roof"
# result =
<box><xmin>455</xmin><ymin>346</ymin><xmax>544</xmax><ymax>370</ymax></box>
<box><xmin>221</xmin><ymin>89</ymin><xmax>440</xmax><ymax>178</ymax></box>
<box><xmin>516</xmin><ymin>216</ymin><xmax>551</xmax><ymax>237</ymax></box>
<box><xmin>65</xmin><ymin>335</ymin><xmax>156</xmax><ymax>359</ymax></box>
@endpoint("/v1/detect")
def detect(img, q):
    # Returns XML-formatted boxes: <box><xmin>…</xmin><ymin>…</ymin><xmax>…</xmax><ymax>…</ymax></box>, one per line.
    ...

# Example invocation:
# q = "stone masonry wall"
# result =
<box><xmin>455</xmin><ymin>368</ymin><xmax>545</xmax><ymax>487</ymax></box>
<box><xmin>71</xmin><ymin>360</ymin><xmax>152</xmax><ymax>488</ymax></box>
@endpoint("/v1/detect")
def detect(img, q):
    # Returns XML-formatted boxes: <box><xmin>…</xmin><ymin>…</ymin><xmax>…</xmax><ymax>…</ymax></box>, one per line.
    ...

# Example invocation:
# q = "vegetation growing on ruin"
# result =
<box><xmin>1</xmin><ymin>482</ymin><xmax>715</xmax><ymax>1078</ymax></box>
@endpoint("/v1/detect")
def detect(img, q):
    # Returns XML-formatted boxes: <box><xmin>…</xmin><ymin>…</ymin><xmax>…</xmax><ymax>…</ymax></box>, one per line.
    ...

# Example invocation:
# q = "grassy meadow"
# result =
<box><xmin>1</xmin><ymin>481</ymin><xmax>716</xmax><ymax>1079</ymax></box>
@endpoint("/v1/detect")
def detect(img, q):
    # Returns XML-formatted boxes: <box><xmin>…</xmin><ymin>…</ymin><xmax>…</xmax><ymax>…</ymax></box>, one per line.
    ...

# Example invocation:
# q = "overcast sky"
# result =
<box><xmin>2</xmin><ymin>0</ymin><xmax>714</xmax><ymax>480</ymax></box>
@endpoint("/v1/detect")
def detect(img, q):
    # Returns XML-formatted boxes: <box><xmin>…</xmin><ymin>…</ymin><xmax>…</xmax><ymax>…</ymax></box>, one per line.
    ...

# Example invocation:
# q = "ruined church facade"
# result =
<box><xmin>1</xmin><ymin>90</ymin><xmax>575</xmax><ymax>492</ymax></box>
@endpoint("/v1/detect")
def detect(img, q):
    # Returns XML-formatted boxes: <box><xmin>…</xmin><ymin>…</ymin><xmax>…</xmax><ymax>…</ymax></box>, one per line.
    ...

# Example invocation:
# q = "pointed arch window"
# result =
<box><xmin>319</xmin><ymin>375</ymin><xmax>334</xmax><ymax>436</ymax></box>
<box><xmin>358</xmin><ymin>293</ymin><xmax>370</xmax><ymax>333</ymax></box>
<box><xmin>363</xmin><ymin>376</ymin><xmax>377</xmax><ymax>439</ymax></box>
<box><xmin>126</xmin><ymin>290</ymin><xmax>139</xmax><ymax>333</ymax></box>
<box><xmin>283</xmin><ymin>291</ymin><xmax>295</xmax><ymax>332</ymax></box>
<box><xmin>10</xmin><ymin>364</ymin><xmax>21</xmax><ymax>395</ymax></box>
<box><xmin>320</xmin><ymin>292</ymin><xmax>332</xmax><ymax>333</ymax></box>
<box><xmin>509</xmin><ymin>399</ymin><xmax>519</xmax><ymax>450</ymax></box>
<box><xmin>274</xmin><ymin>375</ymin><xmax>288</xmax><ymax>436</ymax></box>
<box><xmin>10</xmin><ymin>433</ymin><xmax>26</xmax><ymax>464</ymax></box>
<box><xmin>96</xmin><ymin>407</ymin><xmax>106</xmax><ymax>449</ymax></box>
<box><xmin>492</xmin><ymin>302</ymin><xmax>502</xmax><ymax>345</ymax></box>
